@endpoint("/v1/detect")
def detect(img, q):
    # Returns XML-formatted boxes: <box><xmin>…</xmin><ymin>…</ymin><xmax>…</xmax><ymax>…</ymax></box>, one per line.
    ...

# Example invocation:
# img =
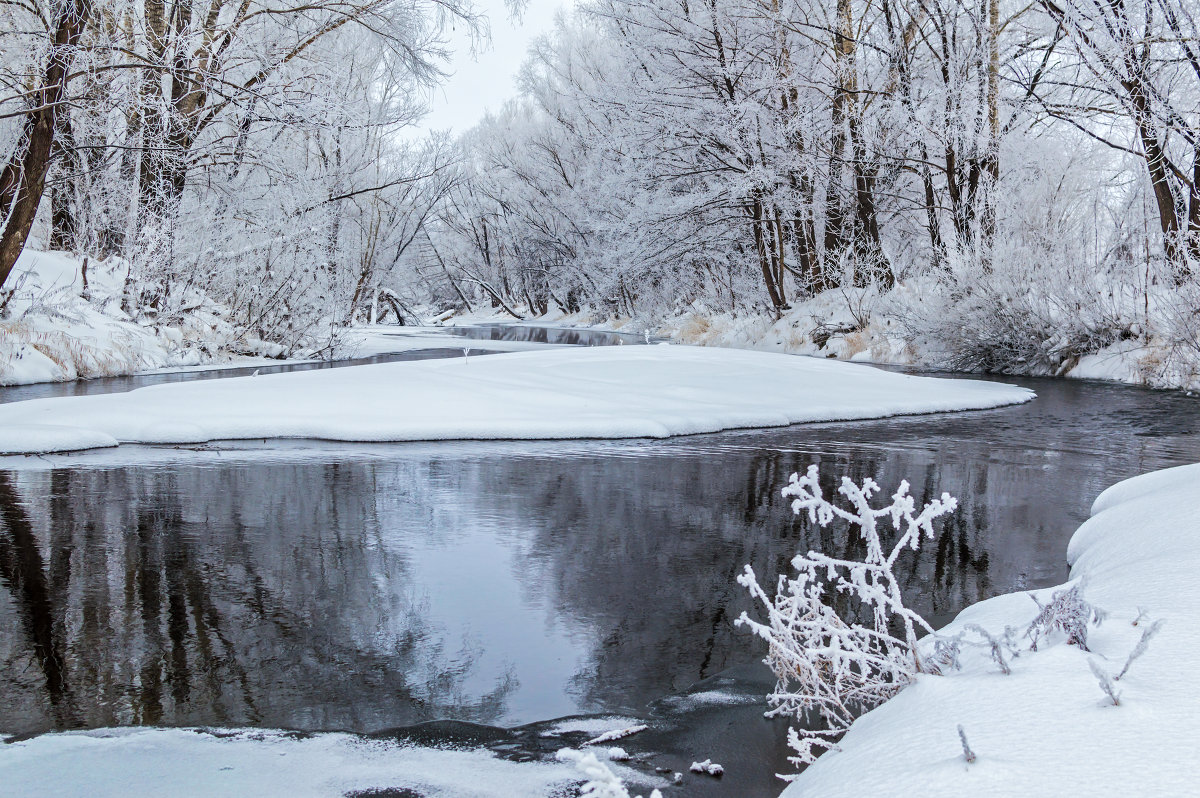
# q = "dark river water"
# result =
<box><xmin>2</xmin><ymin>326</ymin><xmax>1200</xmax><ymax>795</ymax></box>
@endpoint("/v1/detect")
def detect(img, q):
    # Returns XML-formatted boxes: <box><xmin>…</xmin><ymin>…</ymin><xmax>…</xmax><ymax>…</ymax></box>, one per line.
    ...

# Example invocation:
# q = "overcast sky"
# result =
<box><xmin>418</xmin><ymin>0</ymin><xmax>574</xmax><ymax>135</ymax></box>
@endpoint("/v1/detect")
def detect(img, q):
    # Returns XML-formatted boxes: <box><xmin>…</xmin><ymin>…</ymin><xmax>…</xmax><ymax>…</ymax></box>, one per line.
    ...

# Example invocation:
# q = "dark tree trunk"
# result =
<box><xmin>0</xmin><ymin>0</ymin><xmax>92</xmax><ymax>288</ymax></box>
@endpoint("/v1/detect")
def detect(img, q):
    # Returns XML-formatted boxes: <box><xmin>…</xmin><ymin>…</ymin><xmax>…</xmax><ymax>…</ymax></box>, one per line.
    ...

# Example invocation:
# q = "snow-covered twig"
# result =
<box><xmin>957</xmin><ymin>724</ymin><xmax>977</xmax><ymax>764</ymax></box>
<box><xmin>1089</xmin><ymin>659</ymin><xmax>1122</xmax><ymax>706</ymax></box>
<box><xmin>1027</xmin><ymin>584</ymin><xmax>1105</xmax><ymax>651</ymax></box>
<box><xmin>583</xmin><ymin>725</ymin><xmax>648</xmax><ymax>747</ymax></box>
<box><xmin>1116</xmin><ymin>619</ymin><xmax>1164</xmax><ymax>681</ymax></box>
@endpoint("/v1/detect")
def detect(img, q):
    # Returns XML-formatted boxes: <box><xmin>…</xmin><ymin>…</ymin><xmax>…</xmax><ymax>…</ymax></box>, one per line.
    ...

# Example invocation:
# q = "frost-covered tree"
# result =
<box><xmin>413</xmin><ymin>0</ymin><xmax>1200</xmax><ymax>383</ymax></box>
<box><xmin>1</xmin><ymin>0</ymin><xmax>517</xmax><ymax>352</ymax></box>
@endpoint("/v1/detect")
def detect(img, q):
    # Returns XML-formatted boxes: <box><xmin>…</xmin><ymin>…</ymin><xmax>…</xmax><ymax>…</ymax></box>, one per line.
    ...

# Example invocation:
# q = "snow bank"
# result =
<box><xmin>0</xmin><ymin>345</ymin><xmax>1032</xmax><ymax>454</ymax></box>
<box><xmin>0</xmin><ymin>251</ymin><xmax>176</xmax><ymax>384</ymax></box>
<box><xmin>0</xmin><ymin>250</ymin><xmax>266</xmax><ymax>385</ymax></box>
<box><xmin>0</xmin><ymin>727</ymin><xmax>579</xmax><ymax>798</ymax></box>
<box><xmin>447</xmin><ymin>285</ymin><xmax>1200</xmax><ymax>391</ymax></box>
<box><xmin>0</xmin><ymin>251</ymin><xmax>554</xmax><ymax>388</ymax></box>
<box><xmin>783</xmin><ymin>464</ymin><xmax>1200</xmax><ymax>797</ymax></box>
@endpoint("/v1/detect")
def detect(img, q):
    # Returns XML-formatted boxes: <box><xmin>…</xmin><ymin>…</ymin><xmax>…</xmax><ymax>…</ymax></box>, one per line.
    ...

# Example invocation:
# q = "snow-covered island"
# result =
<box><xmin>0</xmin><ymin>345</ymin><xmax>1032</xmax><ymax>455</ymax></box>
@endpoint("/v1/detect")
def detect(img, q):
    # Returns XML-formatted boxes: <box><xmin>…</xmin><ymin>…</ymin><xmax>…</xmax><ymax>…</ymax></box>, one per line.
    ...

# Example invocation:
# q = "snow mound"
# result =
<box><xmin>0</xmin><ymin>345</ymin><xmax>1033</xmax><ymax>454</ymax></box>
<box><xmin>782</xmin><ymin>463</ymin><xmax>1200</xmax><ymax>797</ymax></box>
<box><xmin>0</xmin><ymin>727</ymin><xmax>578</xmax><ymax>798</ymax></box>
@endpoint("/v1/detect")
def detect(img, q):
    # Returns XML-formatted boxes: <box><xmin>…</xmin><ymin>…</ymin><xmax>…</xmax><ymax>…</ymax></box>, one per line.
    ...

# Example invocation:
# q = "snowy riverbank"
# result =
<box><xmin>0</xmin><ymin>345</ymin><xmax>1031</xmax><ymax>454</ymax></box>
<box><xmin>1</xmin><ymin>465</ymin><xmax>1194</xmax><ymax>797</ymax></box>
<box><xmin>0</xmin><ymin>251</ymin><xmax>566</xmax><ymax>387</ymax></box>
<box><xmin>4</xmin><ymin>249</ymin><xmax>1194</xmax><ymax>394</ymax></box>
<box><xmin>442</xmin><ymin>285</ymin><xmax>1200</xmax><ymax>392</ymax></box>
<box><xmin>782</xmin><ymin>463</ymin><xmax>1200</xmax><ymax>797</ymax></box>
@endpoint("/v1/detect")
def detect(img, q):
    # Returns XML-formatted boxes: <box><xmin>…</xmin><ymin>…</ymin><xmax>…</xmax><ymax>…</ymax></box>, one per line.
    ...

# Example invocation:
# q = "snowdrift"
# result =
<box><xmin>784</xmin><ymin>463</ymin><xmax>1200</xmax><ymax>797</ymax></box>
<box><xmin>0</xmin><ymin>345</ymin><xmax>1033</xmax><ymax>454</ymax></box>
<box><xmin>0</xmin><ymin>727</ymin><xmax>585</xmax><ymax>798</ymax></box>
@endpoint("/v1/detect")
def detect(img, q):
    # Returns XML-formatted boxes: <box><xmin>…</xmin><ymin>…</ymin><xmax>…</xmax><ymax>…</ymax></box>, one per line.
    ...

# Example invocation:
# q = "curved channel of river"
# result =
<box><xmin>2</xmin><ymin>326</ymin><xmax>1199</xmax><ymax>795</ymax></box>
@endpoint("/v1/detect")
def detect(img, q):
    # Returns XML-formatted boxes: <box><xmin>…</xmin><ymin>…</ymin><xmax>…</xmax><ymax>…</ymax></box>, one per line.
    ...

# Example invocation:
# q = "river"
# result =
<box><xmin>2</xmin><ymin>327</ymin><xmax>1199</xmax><ymax>795</ymax></box>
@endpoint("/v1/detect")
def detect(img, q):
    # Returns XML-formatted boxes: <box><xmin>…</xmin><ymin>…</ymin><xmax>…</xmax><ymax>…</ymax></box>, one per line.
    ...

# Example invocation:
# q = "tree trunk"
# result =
<box><xmin>49</xmin><ymin>112</ymin><xmax>78</xmax><ymax>251</ymax></box>
<box><xmin>0</xmin><ymin>0</ymin><xmax>92</xmax><ymax>288</ymax></box>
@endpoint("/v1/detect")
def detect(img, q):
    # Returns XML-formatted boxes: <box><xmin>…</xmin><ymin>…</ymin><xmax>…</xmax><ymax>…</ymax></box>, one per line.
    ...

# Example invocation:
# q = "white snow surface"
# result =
<box><xmin>783</xmin><ymin>463</ymin><xmax>1200</xmax><ymax>797</ymax></box>
<box><xmin>0</xmin><ymin>727</ymin><xmax>579</xmax><ymax>798</ymax></box>
<box><xmin>0</xmin><ymin>345</ymin><xmax>1032</xmax><ymax>454</ymax></box>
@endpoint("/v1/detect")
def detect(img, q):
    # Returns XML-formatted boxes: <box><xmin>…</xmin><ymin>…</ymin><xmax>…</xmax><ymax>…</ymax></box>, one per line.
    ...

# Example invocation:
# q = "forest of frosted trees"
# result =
<box><xmin>3</xmin><ymin>0</ymin><xmax>1200</xmax><ymax>380</ymax></box>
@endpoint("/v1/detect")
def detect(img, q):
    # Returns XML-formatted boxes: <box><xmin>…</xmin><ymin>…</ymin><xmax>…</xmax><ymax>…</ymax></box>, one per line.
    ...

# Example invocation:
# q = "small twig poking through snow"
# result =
<box><xmin>962</xmin><ymin>624</ymin><xmax>1016</xmax><ymax>675</ymax></box>
<box><xmin>1132</xmin><ymin>607</ymin><xmax>1151</xmax><ymax>627</ymax></box>
<box><xmin>689</xmin><ymin>759</ymin><xmax>724</xmax><ymax>777</ymax></box>
<box><xmin>583</xmin><ymin>725</ymin><xmax>648</xmax><ymax>747</ymax></box>
<box><xmin>462</xmin><ymin>347</ymin><xmax>470</xmax><ymax>364</ymax></box>
<box><xmin>1116</xmin><ymin>619</ymin><xmax>1164</xmax><ymax>681</ymax></box>
<box><xmin>957</xmin><ymin>725</ymin><xmax>977</xmax><ymax>764</ymax></box>
<box><xmin>1089</xmin><ymin>659</ymin><xmax>1122</xmax><ymax>706</ymax></box>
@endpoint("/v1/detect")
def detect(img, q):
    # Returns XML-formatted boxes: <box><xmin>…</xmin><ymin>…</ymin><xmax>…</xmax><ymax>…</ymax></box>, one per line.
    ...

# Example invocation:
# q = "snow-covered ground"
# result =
<box><xmin>0</xmin><ymin>727</ymin><xmax>587</xmax><ymax>798</ymax></box>
<box><xmin>0</xmin><ymin>250</ymin><xmax>193</xmax><ymax>384</ymax></box>
<box><xmin>0</xmin><ymin>344</ymin><xmax>1033</xmax><ymax>455</ymax></box>
<box><xmin>782</xmin><ymin>463</ymin><xmax>1200</xmax><ymax>797</ymax></box>
<box><xmin>342</xmin><ymin>324</ymin><xmax>573</xmax><ymax>357</ymax></box>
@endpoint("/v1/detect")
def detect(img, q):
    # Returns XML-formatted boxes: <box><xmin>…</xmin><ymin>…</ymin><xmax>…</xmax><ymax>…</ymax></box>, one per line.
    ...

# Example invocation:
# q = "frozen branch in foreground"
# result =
<box><xmin>1089</xmin><ymin>659</ymin><xmax>1122</xmax><ymax>706</ymax></box>
<box><xmin>555</xmin><ymin>749</ymin><xmax>661</xmax><ymax>798</ymax></box>
<box><xmin>1116</xmin><ymin>619</ymin><xmax>1164</xmax><ymax>681</ymax></box>
<box><xmin>1027</xmin><ymin>584</ymin><xmax>1105</xmax><ymax>651</ymax></box>
<box><xmin>736</xmin><ymin>465</ymin><xmax>957</xmax><ymax>770</ymax></box>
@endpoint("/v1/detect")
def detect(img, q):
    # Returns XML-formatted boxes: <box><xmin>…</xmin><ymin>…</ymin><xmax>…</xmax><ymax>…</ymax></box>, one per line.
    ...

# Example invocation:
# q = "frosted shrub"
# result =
<box><xmin>736</xmin><ymin>466</ymin><xmax>957</xmax><ymax>770</ymax></box>
<box><xmin>1026</xmin><ymin>584</ymin><xmax>1105</xmax><ymax>651</ymax></box>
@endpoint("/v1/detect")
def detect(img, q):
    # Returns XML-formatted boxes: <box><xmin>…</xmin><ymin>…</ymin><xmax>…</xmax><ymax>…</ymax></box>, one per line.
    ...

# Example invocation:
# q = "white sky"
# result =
<box><xmin>418</xmin><ymin>0</ymin><xmax>574</xmax><ymax>135</ymax></box>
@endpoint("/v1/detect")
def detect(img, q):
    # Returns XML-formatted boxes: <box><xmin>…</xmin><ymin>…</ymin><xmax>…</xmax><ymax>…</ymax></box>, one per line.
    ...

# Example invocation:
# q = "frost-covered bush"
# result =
<box><xmin>894</xmin><ymin>242</ymin><xmax>1139</xmax><ymax>376</ymax></box>
<box><xmin>736</xmin><ymin>465</ymin><xmax>957</xmax><ymax>770</ymax></box>
<box><xmin>1026</xmin><ymin>584</ymin><xmax>1106</xmax><ymax>651</ymax></box>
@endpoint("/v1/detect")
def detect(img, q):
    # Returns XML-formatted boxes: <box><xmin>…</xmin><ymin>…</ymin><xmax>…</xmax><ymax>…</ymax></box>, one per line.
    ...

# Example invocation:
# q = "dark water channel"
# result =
<box><xmin>2</xmin><ymin>328</ymin><xmax>1200</xmax><ymax>795</ymax></box>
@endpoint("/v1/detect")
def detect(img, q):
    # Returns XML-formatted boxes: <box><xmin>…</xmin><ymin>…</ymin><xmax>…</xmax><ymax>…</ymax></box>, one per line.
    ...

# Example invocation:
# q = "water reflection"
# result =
<box><xmin>0</xmin><ymin>463</ymin><xmax>517</xmax><ymax>737</ymax></box>
<box><xmin>1</xmin><ymin>376</ymin><xmax>1199</xmax><ymax>741</ymax></box>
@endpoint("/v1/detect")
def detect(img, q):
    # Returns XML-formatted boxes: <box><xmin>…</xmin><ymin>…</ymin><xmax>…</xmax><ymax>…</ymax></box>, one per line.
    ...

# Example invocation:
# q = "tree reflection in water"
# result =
<box><xmin>0</xmin><ymin>463</ymin><xmax>514</xmax><ymax>737</ymax></box>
